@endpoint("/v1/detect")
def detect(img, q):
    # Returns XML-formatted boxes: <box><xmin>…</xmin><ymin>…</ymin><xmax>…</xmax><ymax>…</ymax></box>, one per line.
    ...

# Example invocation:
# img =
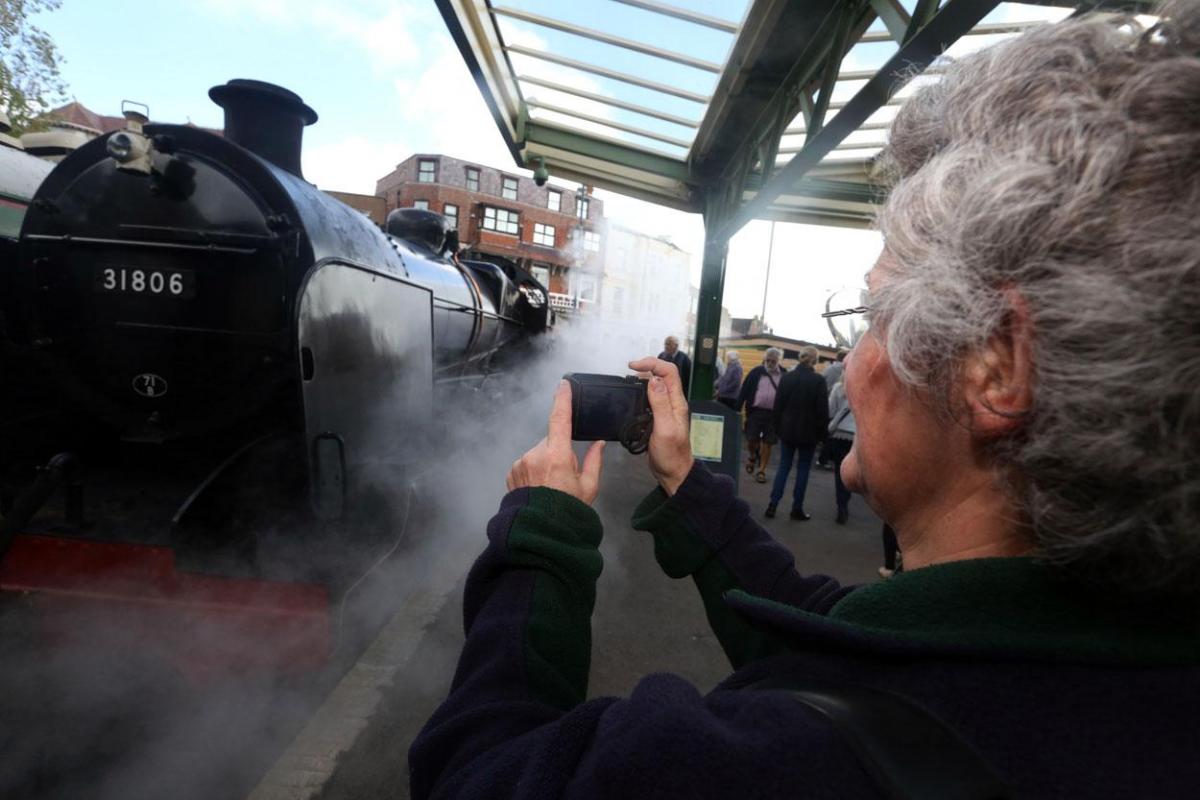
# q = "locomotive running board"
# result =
<box><xmin>0</xmin><ymin>533</ymin><xmax>331</xmax><ymax>681</ymax></box>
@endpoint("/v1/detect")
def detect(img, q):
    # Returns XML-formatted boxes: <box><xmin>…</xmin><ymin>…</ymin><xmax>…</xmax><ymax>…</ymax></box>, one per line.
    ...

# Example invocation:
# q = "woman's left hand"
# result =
<box><xmin>506</xmin><ymin>380</ymin><xmax>606</xmax><ymax>505</ymax></box>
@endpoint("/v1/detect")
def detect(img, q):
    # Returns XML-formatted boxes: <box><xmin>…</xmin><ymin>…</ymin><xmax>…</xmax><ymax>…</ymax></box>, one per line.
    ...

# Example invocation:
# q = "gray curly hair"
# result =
<box><xmin>873</xmin><ymin>4</ymin><xmax>1200</xmax><ymax>599</ymax></box>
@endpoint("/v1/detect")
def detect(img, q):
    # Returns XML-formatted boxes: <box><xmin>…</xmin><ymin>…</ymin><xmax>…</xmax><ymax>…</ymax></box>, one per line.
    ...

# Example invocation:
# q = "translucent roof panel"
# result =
<box><xmin>436</xmin><ymin>0</ymin><xmax>1134</xmax><ymax>228</ymax></box>
<box><xmin>491</xmin><ymin>0</ymin><xmax>743</xmax><ymax>157</ymax></box>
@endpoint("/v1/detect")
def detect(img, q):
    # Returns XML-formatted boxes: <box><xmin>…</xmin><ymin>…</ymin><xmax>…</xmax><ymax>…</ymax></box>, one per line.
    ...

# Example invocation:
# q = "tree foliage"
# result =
<box><xmin>0</xmin><ymin>0</ymin><xmax>67</xmax><ymax>134</ymax></box>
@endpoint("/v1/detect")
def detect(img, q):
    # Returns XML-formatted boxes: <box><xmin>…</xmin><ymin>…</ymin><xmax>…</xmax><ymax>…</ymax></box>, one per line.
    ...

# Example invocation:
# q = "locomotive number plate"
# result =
<box><xmin>95</xmin><ymin>267</ymin><xmax>196</xmax><ymax>299</ymax></box>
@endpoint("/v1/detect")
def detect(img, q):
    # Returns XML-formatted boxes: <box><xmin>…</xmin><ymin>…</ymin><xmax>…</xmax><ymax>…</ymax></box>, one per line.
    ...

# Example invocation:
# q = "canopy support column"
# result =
<box><xmin>689</xmin><ymin>216</ymin><xmax>729</xmax><ymax>401</ymax></box>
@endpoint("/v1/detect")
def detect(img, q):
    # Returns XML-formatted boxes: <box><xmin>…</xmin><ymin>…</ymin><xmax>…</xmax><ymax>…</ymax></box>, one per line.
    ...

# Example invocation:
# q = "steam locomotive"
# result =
<box><xmin>0</xmin><ymin>80</ymin><xmax>551</xmax><ymax>675</ymax></box>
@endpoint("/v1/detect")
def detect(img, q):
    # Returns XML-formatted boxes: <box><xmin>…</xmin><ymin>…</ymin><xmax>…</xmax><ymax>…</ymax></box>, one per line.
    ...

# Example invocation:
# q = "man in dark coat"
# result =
<box><xmin>657</xmin><ymin>336</ymin><xmax>691</xmax><ymax>395</ymax></box>
<box><xmin>767</xmin><ymin>346</ymin><xmax>829</xmax><ymax>520</ymax></box>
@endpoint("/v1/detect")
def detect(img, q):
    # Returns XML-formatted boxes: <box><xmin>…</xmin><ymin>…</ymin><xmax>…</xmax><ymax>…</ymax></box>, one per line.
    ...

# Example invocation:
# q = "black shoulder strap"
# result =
<box><xmin>754</xmin><ymin>679</ymin><xmax>1012</xmax><ymax>800</ymax></box>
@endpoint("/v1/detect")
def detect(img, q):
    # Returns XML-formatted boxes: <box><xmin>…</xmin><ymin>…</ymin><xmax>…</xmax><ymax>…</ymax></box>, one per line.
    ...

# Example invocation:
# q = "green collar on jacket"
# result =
<box><xmin>735</xmin><ymin>557</ymin><xmax>1200</xmax><ymax>666</ymax></box>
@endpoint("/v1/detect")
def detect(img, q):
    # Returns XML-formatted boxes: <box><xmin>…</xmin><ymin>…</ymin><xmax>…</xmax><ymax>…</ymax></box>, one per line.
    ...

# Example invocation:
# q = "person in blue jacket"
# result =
<box><xmin>410</xmin><ymin>9</ymin><xmax>1200</xmax><ymax>798</ymax></box>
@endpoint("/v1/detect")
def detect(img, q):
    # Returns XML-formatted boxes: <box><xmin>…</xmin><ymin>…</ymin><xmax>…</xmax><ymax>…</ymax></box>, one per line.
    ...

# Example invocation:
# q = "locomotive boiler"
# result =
<box><xmin>0</xmin><ymin>80</ymin><xmax>551</xmax><ymax>675</ymax></box>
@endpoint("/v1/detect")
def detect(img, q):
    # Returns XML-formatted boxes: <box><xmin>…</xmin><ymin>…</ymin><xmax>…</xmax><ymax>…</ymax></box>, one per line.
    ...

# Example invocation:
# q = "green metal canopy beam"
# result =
<box><xmin>523</xmin><ymin>121</ymin><xmax>690</xmax><ymax>183</ymax></box>
<box><xmin>859</xmin><ymin>18</ymin><xmax>1041</xmax><ymax>42</ymax></box>
<box><xmin>868</xmin><ymin>0</ymin><xmax>913</xmax><ymax>43</ymax></box>
<box><xmin>720</xmin><ymin>0</ymin><xmax>1003</xmax><ymax>240</ymax></box>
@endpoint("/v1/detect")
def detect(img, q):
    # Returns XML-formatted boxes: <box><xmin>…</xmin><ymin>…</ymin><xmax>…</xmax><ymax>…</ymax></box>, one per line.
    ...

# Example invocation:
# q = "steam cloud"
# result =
<box><xmin>0</xmin><ymin>306</ymin><xmax>660</xmax><ymax>800</ymax></box>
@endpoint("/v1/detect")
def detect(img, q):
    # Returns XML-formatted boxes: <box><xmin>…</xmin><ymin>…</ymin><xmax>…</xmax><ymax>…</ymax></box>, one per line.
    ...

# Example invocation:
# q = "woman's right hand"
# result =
<box><xmin>628</xmin><ymin>357</ymin><xmax>694</xmax><ymax>496</ymax></box>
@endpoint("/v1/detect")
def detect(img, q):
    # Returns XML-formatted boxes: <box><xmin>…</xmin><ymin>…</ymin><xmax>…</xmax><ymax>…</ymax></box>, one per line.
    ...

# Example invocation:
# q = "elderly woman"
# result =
<box><xmin>714</xmin><ymin>349</ymin><xmax>742</xmax><ymax>409</ymax></box>
<box><xmin>411</xmin><ymin>9</ymin><xmax>1199</xmax><ymax>799</ymax></box>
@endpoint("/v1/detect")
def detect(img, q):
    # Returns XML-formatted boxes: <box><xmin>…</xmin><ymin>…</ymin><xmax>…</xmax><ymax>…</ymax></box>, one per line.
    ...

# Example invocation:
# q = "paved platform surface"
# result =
<box><xmin>252</xmin><ymin>444</ymin><xmax>886</xmax><ymax>800</ymax></box>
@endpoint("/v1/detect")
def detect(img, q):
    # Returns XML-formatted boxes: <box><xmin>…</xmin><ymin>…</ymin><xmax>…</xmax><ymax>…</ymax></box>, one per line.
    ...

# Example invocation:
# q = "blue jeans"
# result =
<box><xmin>769</xmin><ymin>443</ymin><xmax>816</xmax><ymax>512</ymax></box>
<box><xmin>825</xmin><ymin>437</ymin><xmax>854</xmax><ymax>513</ymax></box>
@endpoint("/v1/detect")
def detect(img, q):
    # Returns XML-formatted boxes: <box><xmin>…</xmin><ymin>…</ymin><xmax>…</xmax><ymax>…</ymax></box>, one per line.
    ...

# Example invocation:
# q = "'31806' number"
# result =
<box><xmin>96</xmin><ymin>267</ymin><xmax>194</xmax><ymax>298</ymax></box>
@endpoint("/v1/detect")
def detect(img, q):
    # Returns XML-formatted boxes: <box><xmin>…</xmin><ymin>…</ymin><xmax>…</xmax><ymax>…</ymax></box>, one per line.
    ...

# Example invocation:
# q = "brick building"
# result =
<box><xmin>325</xmin><ymin>191</ymin><xmax>387</xmax><ymax>225</ymax></box>
<box><xmin>375</xmin><ymin>154</ymin><xmax>605</xmax><ymax>307</ymax></box>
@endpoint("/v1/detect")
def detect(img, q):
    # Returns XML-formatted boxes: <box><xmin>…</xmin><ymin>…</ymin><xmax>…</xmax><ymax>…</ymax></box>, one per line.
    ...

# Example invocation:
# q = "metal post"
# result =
<box><xmin>760</xmin><ymin>220</ymin><xmax>775</xmax><ymax>328</ymax></box>
<box><xmin>689</xmin><ymin>231</ymin><xmax>728</xmax><ymax>401</ymax></box>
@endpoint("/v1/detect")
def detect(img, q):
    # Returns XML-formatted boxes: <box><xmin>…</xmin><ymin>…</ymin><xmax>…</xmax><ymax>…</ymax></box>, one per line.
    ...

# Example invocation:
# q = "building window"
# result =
<box><xmin>532</xmin><ymin>223</ymin><xmax>555</xmax><ymax>247</ymax></box>
<box><xmin>531</xmin><ymin>265</ymin><xmax>550</xmax><ymax>287</ymax></box>
<box><xmin>501</xmin><ymin>176</ymin><xmax>518</xmax><ymax>200</ymax></box>
<box><xmin>584</xmin><ymin>231</ymin><xmax>601</xmax><ymax>252</ymax></box>
<box><xmin>482</xmin><ymin>206</ymin><xmax>519</xmax><ymax>235</ymax></box>
<box><xmin>417</xmin><ymin>159</ymin><xmax>437</xmax><ymax>183</ymax></box>
<box><xmin>443</xmin><ymin>203</ymin><xmax>458</xmax><ymax>229</ymax></box>
<box><xmin>466</xmin><ymin>167</ymin><xmax>480</xmax><ymax>192</ymax></box>
<box><xmin>547</xmin><ymin>190</ymin><xmax>561</xmax><ymax>212</ymax></box>
<box><xmin>576</xmin><ymin>195</ymin><xmax>590</xmax><ymax>221</ymax></box>
<box><xmin>413</xmin><ymin>199</ymin><xmax>429</xmax><ymax>210</ymax></box>
<box><xmin>574</xmin><ymin>274</ymin><xmax>598</xmax><ymax>302</ymax></box>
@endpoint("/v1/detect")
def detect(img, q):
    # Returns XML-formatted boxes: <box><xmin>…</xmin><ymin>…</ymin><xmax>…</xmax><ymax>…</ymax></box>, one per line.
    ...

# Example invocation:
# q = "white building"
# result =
<box><xmin>595</xmin><ymin>224</ymin><xmax>694</xmax><ymax>356</ymax></box>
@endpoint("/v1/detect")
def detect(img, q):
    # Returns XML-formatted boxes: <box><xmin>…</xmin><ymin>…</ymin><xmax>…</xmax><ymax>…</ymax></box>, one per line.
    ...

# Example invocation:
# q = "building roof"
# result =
<box><xmin>41</xmin><ymin>101</ymin><xmax>223</xmax><ymax>137</ymax></box>
<box><xmin>726</xmin><ymin>331</ymin><xmax>835</xmax><ymax>352</ymax></box>
<box><xmin>435</xmin><ymin>0</ymin><xmax>1151</xmax><ymax>236</ymax></box>
<box><xmin>46</xmin><ymin>101</ymin><xmax>124</xmax><ymax>134</ymax></box>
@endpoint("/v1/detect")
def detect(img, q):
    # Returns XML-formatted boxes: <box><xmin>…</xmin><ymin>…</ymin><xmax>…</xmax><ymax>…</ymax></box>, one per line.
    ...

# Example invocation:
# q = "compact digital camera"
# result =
<box><xmin>563</xmin><ymin>373</ymin><xmax>653</xmax><ymax>454</ymax></box>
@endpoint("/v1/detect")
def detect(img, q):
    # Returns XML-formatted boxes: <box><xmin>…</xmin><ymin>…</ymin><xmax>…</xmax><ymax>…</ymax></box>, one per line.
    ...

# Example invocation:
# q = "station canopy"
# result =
<box><xmin>436</xmin><ymin>0</ymin><xmax>1152</xmax><ymax>236</ymax></box>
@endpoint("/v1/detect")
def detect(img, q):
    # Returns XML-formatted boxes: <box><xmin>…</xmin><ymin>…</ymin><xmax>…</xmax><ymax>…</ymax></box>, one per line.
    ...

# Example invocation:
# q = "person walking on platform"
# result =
<box><xmin>826</xmin><ymin>375</ymin><xmax>856</xmax><ymax>524</ymax></box>
<box><xmin>765</xmin><ymin>346</ymin><xmax>828</xmax><ymax>520</ymax></box>
<box><xmin>657</xmin><ymin>336</ymin><xmax>691</xmax><ymax>396</ymax></box>
<box><xmin>816</xmin><ymin>350</ymin><xmax>847</xmax><ymax>469</ymax></box>
<box><xmin>714</xmin><ymin>349</ymin><xmax>742</xmax><ymax>410</ymax></box>
<box><xmin>737</xmin><ymin>347</ymin><xmax>783</xmax><ymax>484</ymax></box>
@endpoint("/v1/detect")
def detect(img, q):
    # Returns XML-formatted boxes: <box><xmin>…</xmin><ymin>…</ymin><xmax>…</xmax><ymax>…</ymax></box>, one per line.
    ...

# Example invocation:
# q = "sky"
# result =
<box><xmin>29</xmin><ymin>0</ymin><xmax>1070</xmax><ymax>346</ymax></box>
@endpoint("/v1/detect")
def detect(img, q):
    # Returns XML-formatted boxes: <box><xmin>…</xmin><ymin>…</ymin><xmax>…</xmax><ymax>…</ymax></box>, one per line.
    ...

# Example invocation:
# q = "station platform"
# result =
<box><xmin>247</xmin><ymin>445</ymin><xmax>886</xmax><ymax>800</ymax></box>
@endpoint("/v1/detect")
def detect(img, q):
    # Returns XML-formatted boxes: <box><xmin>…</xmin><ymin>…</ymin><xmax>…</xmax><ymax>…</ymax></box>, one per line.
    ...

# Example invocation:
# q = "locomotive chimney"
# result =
<box><xmin>208</xmin><ymin>79</ymin><xmax>317</xmax><ymax>179</ymax></box>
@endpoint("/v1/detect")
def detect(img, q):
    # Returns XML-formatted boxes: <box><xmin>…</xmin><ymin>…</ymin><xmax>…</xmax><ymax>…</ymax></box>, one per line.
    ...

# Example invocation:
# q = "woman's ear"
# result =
<box><xmin>962</xmin><ymin>288</ymin><xmax>1035</xmax><ymax>438</ymax></box>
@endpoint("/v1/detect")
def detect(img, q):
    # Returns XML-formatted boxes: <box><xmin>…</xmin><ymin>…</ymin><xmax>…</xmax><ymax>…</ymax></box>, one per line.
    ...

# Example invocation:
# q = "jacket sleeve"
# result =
<box><xmin>410</xmin><ymin>482</ymin><xmax>875</xmax><ymax>800</ymax></box>
<box><xmin>409</xmin><ymin>487</ymin><xmax>607</xmax><ymax>798</ymax></box>
<box><xmin>827</xmin><ymin>384</ymin><xmax>846</xmax><ymax>432</ymax></box>
<box><xmin>716</xmin><ymin>363</ymin><xmax>741</xmax><ymax>397</ymax></box>
<box><xmin>772</xmin><ymin>373</ymin><xmax>793</xmax><ymax>432</ymax></box>
<box><xmin>736</xmin><ymin>368</ymin><xmax>756</xmax><ymax>412</ymax></box>
<box><xmin>815</xmin><ymin>376</ymin><xmax>830</xmax><ymax>439</ymax></box>
<box><xmin>631</xmin><ymin>463</ymin><xmax>853</xmax><ymax>669</ymax></box>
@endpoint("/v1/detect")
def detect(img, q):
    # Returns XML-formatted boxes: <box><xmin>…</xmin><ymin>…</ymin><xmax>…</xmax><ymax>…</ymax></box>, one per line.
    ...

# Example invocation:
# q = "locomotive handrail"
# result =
<box><xmin>118</xmin><ymin>224</ymin><xmax>283</xmax><ymax>249</ymax></box>
<box><xmin>114</xmin><ymin>321</ymin><xmax>287</xmax><ymax>339</ymax></box>
<box><xmin>23</xmin><ymin>233</ymin><xmax>261</xmax><ymax>254</ymax></box>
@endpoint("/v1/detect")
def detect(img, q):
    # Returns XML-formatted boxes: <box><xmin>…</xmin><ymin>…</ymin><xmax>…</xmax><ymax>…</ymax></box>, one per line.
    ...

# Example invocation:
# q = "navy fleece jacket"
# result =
<box><xmin>409</xmin><ymin>464</ymin><xmax>1200</xmax><ymax>799</ymax></box>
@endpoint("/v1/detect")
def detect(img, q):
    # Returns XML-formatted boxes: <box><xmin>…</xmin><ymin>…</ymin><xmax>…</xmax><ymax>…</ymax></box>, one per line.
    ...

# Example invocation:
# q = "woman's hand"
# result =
<box><xmin>506</xmin><ymin>380</ymin><xmax>606</xmax><ymax>504</ymax></box>
<box><xmin>628</xmin><ymin>357</ymin><xmax>693</xmax><ymax>496</ymax></box>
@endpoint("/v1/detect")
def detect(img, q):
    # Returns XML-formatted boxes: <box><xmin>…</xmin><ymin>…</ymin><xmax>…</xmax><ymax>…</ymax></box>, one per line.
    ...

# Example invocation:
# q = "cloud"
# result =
<box><xmin>310</xmin><ymin>4</ymin><xmax>428</xmax><ymax>71</ymax></box>
<box><xmin>304</xmin><ymin>26</ymin><xmax>521</xmax><ymax>196</ymax></box>
<box><xmin>304</xmin><ymin>135</ymin><xmax>413</xmax><ymax>195</ymax></box>
<box><xmin>389</xmin><ymin>41</ymin><xmax>517</xmax><ymax>171</ymax></box>
<box><xmin>197</xmin><ymin>0</ymin><xmax>435</xmax><ymax>72</ymax></box>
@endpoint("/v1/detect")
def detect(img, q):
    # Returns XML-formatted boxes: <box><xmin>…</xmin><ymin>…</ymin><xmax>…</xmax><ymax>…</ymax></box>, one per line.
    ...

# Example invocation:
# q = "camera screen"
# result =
<box><xmin>575</xmin><ymin>385</ymin><xmax>641</xmax><ymax>441</ymax></box>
